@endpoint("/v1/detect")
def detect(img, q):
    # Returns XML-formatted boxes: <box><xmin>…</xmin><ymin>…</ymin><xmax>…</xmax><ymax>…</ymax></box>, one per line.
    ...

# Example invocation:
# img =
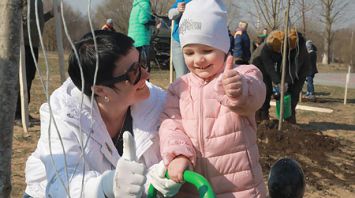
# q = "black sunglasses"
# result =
<box><xmin>100</xmin><ymin>62</ymin><xmax>147</xmax><ymax>86</ymax></box>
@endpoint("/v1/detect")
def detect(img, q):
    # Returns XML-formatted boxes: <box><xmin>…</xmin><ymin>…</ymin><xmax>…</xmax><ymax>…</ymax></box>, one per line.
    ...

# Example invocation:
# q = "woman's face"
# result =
<box><xmin>183</xmin><ymin>44</ymin><xmax>225</xmax><ymax>81</ymax></box>
<box><xmin>109</xmin><ymin>48</ymin><xmax>150</xmax><ymax>106</ymax></box>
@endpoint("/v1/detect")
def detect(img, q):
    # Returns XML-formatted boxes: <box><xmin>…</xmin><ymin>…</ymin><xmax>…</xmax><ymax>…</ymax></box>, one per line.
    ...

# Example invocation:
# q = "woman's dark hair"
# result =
<box><xmin>68</xmin><ymin>30</ymin><xmax>134</xmax><ymax>96</ymax></box>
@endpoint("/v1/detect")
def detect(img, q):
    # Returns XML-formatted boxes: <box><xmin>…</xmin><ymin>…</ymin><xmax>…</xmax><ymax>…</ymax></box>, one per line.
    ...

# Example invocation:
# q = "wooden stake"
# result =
<box><xmin>19</xmin><ymin>19</ymin><xmax>30</xmax><ymax>135</ymax></box>
<box><xmin>278</xmin><ymin>0</ymin><xmax>291</xmax><ymax>131</ymax></box>
<box><xmin>54</xmin><ymin>0</ymin><xmax>65</xmax><ymax>84</ymax></box>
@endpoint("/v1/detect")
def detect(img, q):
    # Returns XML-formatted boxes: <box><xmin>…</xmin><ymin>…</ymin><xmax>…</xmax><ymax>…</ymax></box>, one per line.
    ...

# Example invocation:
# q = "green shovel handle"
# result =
<box><xmin>147</xmin><ymin>170</ymin><xmax>216</xmax><ymax>198</ymax></box>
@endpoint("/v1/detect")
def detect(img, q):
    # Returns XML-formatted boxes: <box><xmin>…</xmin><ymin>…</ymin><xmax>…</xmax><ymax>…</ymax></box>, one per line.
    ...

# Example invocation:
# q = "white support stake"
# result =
<box><xmin>19</xmin><ymin>20</ymin><xmax>30</xmax><ymax>135</ymax></box>
<box><xmin>270</xmin><ymin>101</ymin><xmax>333</xmax><ymax>113</ymax></box>
<box><xmin>345</xmin><ymin>31</ymin><xmax>354</xmax><ymax>104</ymax></box>
<box><xmin>344</xmin><ymin>65</ymin><xmax>351</xmax><ymax>105</ymax></box>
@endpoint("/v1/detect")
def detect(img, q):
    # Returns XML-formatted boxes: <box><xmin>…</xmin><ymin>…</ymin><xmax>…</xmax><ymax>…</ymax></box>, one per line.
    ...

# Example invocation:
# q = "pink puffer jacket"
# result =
<box><xmin>159</xmin><ymin>64</ymin><xmax>267</xmax><ymax>197</ymax></box>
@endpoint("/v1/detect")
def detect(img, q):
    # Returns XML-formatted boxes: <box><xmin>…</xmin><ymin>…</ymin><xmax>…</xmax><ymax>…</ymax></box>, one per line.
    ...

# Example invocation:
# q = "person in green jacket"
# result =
<box><xmin>128</xmin><ymin>0</ymin><xmax>156</xmax><ymax>73</ymax></box>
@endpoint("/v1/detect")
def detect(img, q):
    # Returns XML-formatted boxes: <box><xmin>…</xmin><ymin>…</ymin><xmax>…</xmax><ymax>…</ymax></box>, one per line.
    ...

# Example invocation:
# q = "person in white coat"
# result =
<box><xmin>24</xmin><ymin>30</ymin><xmax>181</xmax><ymax>198</ymax></box>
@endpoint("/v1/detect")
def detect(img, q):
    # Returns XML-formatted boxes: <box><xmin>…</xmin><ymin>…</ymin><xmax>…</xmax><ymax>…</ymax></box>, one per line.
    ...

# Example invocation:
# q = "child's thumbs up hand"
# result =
<box><xmin>222</xmin><ymin>55</ymin><xmax>243</xmax><ymax>99</ymax></box>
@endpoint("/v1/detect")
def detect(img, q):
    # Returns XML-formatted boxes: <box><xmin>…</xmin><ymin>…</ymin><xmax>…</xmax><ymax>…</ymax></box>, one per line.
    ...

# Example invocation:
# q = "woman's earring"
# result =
<box><xmin>104</xmin><ymin>96</ymin><xmax>110</xmax><ymax>103</ymax></box>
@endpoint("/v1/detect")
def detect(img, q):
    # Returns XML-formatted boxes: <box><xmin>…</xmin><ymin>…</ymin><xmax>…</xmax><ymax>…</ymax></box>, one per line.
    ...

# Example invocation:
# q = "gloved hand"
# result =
<box><xmin>276</xmin><ymin>83</ymin><xmax>288</xmax><ymax>93</ymax></box>
<box><xmin>272</xmin><ymin>84</ymin><xmax>281</xmax><ymax>100</ymax></box>
<box><xmin>147</xmin><ymin>161</ymin><xmax>182</xmax><ymax>197</ymax></box>
<box><xmin>273</xmin><ymin>83</ymin><xmax>288</xmax><ymax>100</ymax></box>
<box><xmin>284</xmin><ymin>82</ymin><xmax>288</xmax><ymax>92</ymax></box>
<box><xmin>113</xmin><ymin>132</ymin><xmax>146</xmax><ymax>198</ymax></box>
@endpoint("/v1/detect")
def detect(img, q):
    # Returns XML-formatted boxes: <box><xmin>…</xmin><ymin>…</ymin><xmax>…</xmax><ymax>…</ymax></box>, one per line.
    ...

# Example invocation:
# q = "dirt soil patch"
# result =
<box><xmin>257</xmin><ymin>120</ymin><xmax>354</xmax><ymax>197</ymax></box>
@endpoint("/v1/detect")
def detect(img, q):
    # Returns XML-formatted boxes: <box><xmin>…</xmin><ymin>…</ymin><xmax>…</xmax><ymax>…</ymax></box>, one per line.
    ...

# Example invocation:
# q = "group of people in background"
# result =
<box><xmin>20</xmin><ymin>0</ymin><xmax>314</xmax><ymax>197</ymax></box>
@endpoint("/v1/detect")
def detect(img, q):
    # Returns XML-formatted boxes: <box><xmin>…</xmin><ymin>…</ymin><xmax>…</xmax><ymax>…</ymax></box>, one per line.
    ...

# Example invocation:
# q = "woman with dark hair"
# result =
<box><xmin>24</xmin><ymin>30</ymin><xmax>180</xmax><ymax>198</ymax></box>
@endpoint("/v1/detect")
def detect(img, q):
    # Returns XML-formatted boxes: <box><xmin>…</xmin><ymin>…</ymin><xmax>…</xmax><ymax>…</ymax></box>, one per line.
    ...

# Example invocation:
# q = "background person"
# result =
<box><xmin>305</xmin><ymin>40</ymin><xmax>318</xmax><ymax>100</ymax></box>
<box><xmin>251</xmin><ymin>30</ymin><xmax>310</xmax><ymax>124</ymax></box>
<box><xmin>159</xmin><ymin>0</ymin><xmax>267</xmax><ymax>196</ymax></box>
<box><xmin>101</xmin><ymin>18</ymin><xmax>116</xmax><ymax>31</ymax></box>
<box><xmin>251</xmin><ymin>31</ymin><xmax>283</xmax><ymax>122</ymax></box>
<box><xmin>233</xmin><ymin>21</ymin><xmax>251</xmax><ymax>64</ymax></box>
<box><xmin>168</xmin><ymin>0</ymin><xmax>192</xmax><ymax>79</ymax></box>
<box><xmin>24</xmin><ymin>31</ymin><xmax>179</xmax><ymax>198</ymax></box>
<box><xmin>253</xmin><ymin>28</ymin><xmax>269</xmax><ymax>52</ymax></box>
<box><xmin>128</xmin><ymin>0</ymin><xmax>156</xmax><ymax>73</ymax></box>
<box><xmin>16</xmin><ymin>0</ymin><xmax>53</xmax><ymax>125</ymax></box>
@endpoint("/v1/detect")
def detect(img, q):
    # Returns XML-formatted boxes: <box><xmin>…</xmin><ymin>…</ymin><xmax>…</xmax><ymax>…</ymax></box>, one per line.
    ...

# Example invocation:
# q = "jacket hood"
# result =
<box><xmin>133</xmin><ymin>0</ymin><xmax>149</xmax><ymax>6</ymax></box>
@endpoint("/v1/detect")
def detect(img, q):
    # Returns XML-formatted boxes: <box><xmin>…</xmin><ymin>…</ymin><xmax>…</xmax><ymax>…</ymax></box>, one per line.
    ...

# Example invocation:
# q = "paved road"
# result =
<box><xmin>314</xmin><ymin>73</ymin><xmax>355</xmax><ymax>88</ymax></box>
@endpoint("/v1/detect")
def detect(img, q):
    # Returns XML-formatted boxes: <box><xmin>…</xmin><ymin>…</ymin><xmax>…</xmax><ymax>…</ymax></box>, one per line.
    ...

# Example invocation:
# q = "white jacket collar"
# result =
<box><xmin>64</xmin><ymin>79</ymin><xmax>165</xmax><ymax>166</ymax></box>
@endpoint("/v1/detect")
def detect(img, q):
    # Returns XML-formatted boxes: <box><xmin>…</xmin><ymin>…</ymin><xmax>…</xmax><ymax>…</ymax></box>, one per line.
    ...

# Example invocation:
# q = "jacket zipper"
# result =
<box><xmin>199</xmin><ymin>82</ymin><xmax>207</xmax><ymax>178</ymax></box>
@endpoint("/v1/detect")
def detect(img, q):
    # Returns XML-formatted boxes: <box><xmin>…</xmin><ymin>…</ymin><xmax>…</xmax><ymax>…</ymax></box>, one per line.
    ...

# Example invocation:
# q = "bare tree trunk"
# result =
<box><xmin>272</xmin><ymin>0</ymin><xmax>278</xmax><ymax>30</ymax></box>
<box><xmin>253</xmin><ymin>0</ymin><xmax>282</xmax><ymax>30</ymax></box>
<box><xmin>322</xmin><ymin>0</ymin><xmax>332</xmax><ymax>64</ymax></box>
<box><xmin>301</xmin><ymin>0</ymin><xmax>306</xmax><ymax>36</ymax></box>
<box><xmin>320</xmin><ymin>0</ymin><xmax>349</xmax><ymax>64</ymax></box>
<box><xmin>0</xmin><ymin>0</ymin><xmax>21</xmax><ymax>197</ymax></box>
<box><xmin>295</xmin><ymin>0</ymin><xmax>316</xmax><ymax>37</ymax></box>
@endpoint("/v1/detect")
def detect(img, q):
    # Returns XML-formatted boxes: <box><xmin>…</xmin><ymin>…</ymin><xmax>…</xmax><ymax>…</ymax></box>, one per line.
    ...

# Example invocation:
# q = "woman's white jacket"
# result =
<box><xmin>24</xmin><ymin>79</ymin><xmax>166</xmax><ymax>197</ymax></box>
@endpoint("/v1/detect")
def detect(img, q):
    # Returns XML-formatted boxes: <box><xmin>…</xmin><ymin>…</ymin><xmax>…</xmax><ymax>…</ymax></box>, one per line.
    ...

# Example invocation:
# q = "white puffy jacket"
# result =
<box><xmin>24</xmin><ymin>79</ymin><xmax>166</xmax><ymax>197</ymax></box>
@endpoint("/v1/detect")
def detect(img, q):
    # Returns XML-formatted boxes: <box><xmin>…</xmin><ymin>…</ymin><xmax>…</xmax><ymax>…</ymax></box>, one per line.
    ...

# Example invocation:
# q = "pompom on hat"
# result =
<box><xmin>179</xmin><ymin>0</ymin><xmax>230</xmax><ymax>54</ymax></box>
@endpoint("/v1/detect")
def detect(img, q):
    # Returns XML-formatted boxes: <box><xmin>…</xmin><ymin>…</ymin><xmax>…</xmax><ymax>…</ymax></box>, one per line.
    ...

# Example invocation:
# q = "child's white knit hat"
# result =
<box><xmin>179</xmin><ymin>0</ymin><xmax>230</xmax><ymax>54</ymax></box>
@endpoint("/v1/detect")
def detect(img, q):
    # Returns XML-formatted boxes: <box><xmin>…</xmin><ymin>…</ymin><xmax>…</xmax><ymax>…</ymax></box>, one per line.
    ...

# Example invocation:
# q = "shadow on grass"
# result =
<box><xmin>315</xmin><ymin>91</ymin><xmax>331</xmax><ymax>96</ymax></box>
<box><xmin>313</xmin><ymin>97</ymin><xmax>355</xmax><ymax>104</ymax></box>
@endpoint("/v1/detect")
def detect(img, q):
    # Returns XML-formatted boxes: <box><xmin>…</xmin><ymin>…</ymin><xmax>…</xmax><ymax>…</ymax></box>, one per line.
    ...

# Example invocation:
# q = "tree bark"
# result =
<box><xmin>322</xmin><ymin>0</ymin><xmax>332</xmax><ymax>64</ymax></box>
<box><xmin>320</xmin><ymin>0</ymin><xmax>349</xmax><ymax>64</ymax></box>
<box><xmin>301</xmin><ymin>0</ymin><xmax>306</xmax><ymax>36</ymax></box>
<box><xmin>253</xmin><ymin>0</ymin><xmax>282</xmax><ymax>30</ymax></box>
<box><xmin>0</xmin><ymin>0</ymin><xmax>21</xmax><ymax>197</ymax></box>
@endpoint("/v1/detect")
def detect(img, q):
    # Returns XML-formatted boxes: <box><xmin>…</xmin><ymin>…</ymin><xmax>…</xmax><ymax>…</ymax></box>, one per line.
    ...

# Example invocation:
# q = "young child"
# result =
<box><xmin>159</xmin><ymin>0</ymin><xmax>267</xmax><ymax>197</ymax></box>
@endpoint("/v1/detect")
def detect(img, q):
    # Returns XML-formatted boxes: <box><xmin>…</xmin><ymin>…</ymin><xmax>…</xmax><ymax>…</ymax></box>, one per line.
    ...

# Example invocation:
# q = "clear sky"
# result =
<box><xmin>64</xmin><ymin>0</ymin><xmax>103</xmax><ymax>14</ymax></box>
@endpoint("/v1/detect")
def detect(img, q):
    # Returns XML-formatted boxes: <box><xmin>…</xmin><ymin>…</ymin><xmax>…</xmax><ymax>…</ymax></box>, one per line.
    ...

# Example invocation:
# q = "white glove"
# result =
<box><xmin>277</xmin><ymin>83</ymin><xmax>288</xmax><ymax>93</ymax></box>
<box><xmin>147</xmin><ymin>161</ymin><xmax>182</xmax><ymax>197</ymax></box>
<box><xmin>113</xmin><ymin>132</ymin><xmax>146</xmax><ymax>198</ymax></box>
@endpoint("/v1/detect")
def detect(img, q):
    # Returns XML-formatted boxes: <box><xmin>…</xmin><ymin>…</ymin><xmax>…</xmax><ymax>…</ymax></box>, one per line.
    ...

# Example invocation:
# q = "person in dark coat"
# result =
<box><xmin>233</xmin><ymin>21</ymin><xmax>251</xmax><ymax>64</ymax></box>
<box><xmin>228</xmin><ymin>28</ymin><xmax>234</xmax><ymax>55</ymax></box>
<box><xmin>16</xmin><ymin>0</ymin><xmax>53</xmax><ymax>125</ymax></box>
<box><xmin>305</xmin><ymin>40</ymin><xmax>318</xmax><ymax>100</ymax></box>
<box><xmin>251</xmin><ymin>29</ymin><xmax>310</xmax><ymax>124</ymax></box>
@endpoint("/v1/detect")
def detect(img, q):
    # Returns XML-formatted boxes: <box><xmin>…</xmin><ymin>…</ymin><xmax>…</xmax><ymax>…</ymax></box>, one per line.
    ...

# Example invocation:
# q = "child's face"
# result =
<box><xmin>183</xmin><ymin>44</ymin><xmax>225</xmax><ymax>81</ymax></box>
